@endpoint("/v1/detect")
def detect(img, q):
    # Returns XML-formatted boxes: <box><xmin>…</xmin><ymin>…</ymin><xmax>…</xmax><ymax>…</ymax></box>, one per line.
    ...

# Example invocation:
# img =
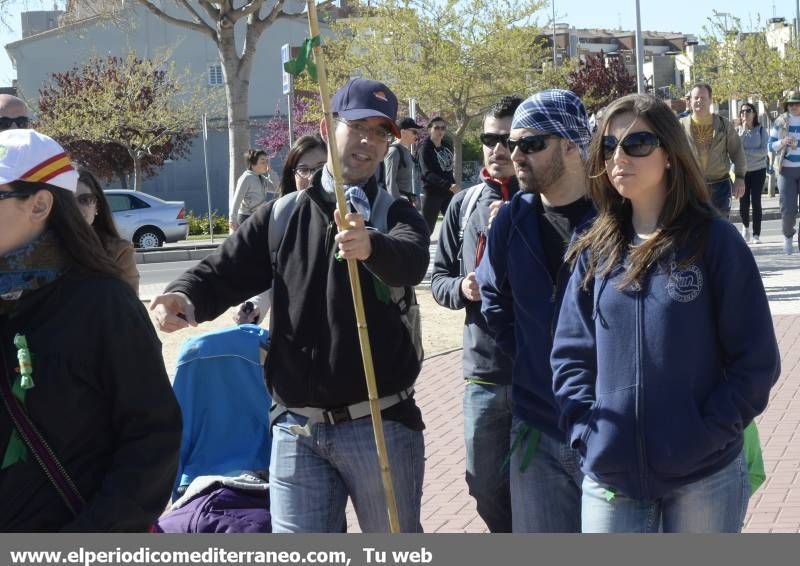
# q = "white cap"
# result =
<box><xmin>0</xmin><ymin>129</ymin><xmax>78</xmax><ymax>192</ymax></box>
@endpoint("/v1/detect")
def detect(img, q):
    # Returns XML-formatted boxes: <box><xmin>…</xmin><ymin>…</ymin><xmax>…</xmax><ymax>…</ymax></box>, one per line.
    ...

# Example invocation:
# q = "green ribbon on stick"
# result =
<box><xmin>283</xmin><ymin>36</ymin><xmax>321</xmax><ymax>81</ymax></box>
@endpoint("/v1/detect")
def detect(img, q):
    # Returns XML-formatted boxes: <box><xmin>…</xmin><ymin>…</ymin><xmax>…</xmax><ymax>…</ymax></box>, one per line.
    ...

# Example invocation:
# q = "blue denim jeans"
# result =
<box><xmin>509</xmin><ymin>417</ymin><xmax>583</xmax><ymax>532</ymax></box>
<box><xmin>269</xmin><ymin>411</ymin><xmax>425</xmax><ymax>533</ymax></box>
<box><xmin>708</xmin><ymin>179</ymin><xmax>732</xmax><ymax>219</ymax></box>
<box><xmin>463</xmin><ymin>382</ymin><xmax>512</xmax><ymax>532</ymax></box>
<box><xmin>581</xmin><ymin>449</ymin><xmax>749</xmax><ymax>533</ymax></box>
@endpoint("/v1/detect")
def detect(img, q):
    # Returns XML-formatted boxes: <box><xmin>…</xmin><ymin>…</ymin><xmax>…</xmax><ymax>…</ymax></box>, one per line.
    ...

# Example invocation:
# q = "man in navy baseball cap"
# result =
<box><xmin>331</xmin><ymin>78</ymin><xmax>401</xmax><ymax>137</ymax></box>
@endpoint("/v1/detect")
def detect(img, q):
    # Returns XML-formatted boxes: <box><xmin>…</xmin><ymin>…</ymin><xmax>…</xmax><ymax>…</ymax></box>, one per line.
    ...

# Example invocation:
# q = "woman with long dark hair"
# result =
<box><xmin>737</xmin><ymin>102</ymin><xmax>768</xmax><ymax>243</ymax></box>
<box><xmin>278</xmin><ymin>134</ymin><xmax>327</xmax><ymax>197</ymax></box>
<box><xmin>74</xmin><ymin>167</ymin><xmax>139</xmax><ymax>293</ymax></box>
<box><xmin>550</xmin><ymin>94</ymin><xmax>780</xmax><ymax>532</ymax></box>
<box><xmin>0</xmin><ymin>129</ymin><xmax>181</xmax><ymax>531</ymax></box>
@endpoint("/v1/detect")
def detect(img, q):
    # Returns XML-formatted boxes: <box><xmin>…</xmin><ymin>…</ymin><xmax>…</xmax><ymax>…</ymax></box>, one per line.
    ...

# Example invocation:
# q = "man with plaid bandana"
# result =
<box><xmin>476</xmin><ymin>89</ymin><xmax>596</xmax><ymax>532</ymax></box>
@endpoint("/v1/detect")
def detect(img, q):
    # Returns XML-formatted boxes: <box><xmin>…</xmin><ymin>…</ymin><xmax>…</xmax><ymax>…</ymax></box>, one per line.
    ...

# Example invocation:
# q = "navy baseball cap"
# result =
<box><xmin>331</xmin><ymin>78</ymin><xmax>400</xmax><ymax>137</ymax></box>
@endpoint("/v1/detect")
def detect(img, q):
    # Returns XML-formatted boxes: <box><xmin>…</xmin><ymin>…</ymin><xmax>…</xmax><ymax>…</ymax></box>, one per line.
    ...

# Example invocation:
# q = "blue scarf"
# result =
<box><xmin>0</xmin><ymin>232</ymin><xmax>65</xmax><ymax>315</ymax></box>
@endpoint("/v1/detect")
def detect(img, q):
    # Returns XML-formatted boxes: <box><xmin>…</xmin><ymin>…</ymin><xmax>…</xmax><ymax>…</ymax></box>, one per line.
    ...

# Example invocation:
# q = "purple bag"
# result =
<box><xmin>153</xmin><ymin>485</ymin><xmax>271</xmax><ymax>533</ymax></box>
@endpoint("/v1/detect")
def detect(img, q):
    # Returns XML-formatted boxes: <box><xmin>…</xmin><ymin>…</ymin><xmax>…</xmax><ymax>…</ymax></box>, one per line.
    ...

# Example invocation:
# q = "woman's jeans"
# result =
<box><xmin>581</xmin><ymin>450</ymin><xmax>749</xmax><ymax>533</ymax></box>
<box><xmin>740</xmin><ymin>168</ymin><xmax>766</xmax><ymax>235</ymax></box>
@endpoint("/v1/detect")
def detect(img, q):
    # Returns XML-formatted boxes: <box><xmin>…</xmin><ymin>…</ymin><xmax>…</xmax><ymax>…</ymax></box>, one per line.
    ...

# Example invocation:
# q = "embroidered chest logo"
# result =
<box><xmin>666</xmin><ymin>264</ymin><xmax>703</xmax><ymax>303</ymax></box>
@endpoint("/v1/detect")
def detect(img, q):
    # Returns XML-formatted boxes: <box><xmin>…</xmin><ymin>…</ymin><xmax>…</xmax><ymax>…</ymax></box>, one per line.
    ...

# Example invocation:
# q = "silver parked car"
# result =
<box><xmin>105</xmin><ymin>190</ymin><xmax>189</xmax><ymax>248</ymax></box>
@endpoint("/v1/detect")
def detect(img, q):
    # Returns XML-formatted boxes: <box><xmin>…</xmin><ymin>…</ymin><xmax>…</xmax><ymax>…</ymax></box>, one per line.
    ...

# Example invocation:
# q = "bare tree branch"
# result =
<box><xmin>176</xmin><ymin>0</ymin><xmax>216</xmax><ymax>33</ymax></box>
<box><xmin>136</xmin><ymin>0</ymin><xmax>216</xmax><ymax>40</ymax></box>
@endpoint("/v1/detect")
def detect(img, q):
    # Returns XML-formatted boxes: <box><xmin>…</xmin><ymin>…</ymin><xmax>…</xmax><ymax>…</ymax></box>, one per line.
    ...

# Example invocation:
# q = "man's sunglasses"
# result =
<box><xmin>479</xmin><ymin>133</ymin><xmax>510</xmax><ymax>149</ymax></box>
<box><xmin>602</xmin><ymin>131</ymin><xmax>661</xmax><ymax>161</ymax></box>
<box><xmin>0</xmin><ymin>116</ymin><xmax>30</xmax><ymax>130</ymax></box>
<box><xmin>507</xmin><ymin>134</ymin><xmax>556</xmax><ymax>154</ymax></box>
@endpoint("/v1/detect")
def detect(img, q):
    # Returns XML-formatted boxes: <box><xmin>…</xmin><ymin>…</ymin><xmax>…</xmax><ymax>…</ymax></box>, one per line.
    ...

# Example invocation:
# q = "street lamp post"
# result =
<box><xmin>634</xmin><ymin>0</ymin><xmax>645</xmax><ymax>94</ymax></box>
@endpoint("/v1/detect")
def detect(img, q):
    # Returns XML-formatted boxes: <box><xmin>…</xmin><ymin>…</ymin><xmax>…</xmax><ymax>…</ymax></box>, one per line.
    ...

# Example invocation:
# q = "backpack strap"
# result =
<box><xmin>268</xmin><ymin>191</ymin><xmax>302</xmax><ymax>266</ymax></box>
<box><xmin>458</xmin><ymin>183</ymin><xmax>484</xmax><ymax>242</ymax></box>
<box><xmin>0</xmin><ymin>346</ymin><xmax>85</xmax><ymax>517</ymax></box>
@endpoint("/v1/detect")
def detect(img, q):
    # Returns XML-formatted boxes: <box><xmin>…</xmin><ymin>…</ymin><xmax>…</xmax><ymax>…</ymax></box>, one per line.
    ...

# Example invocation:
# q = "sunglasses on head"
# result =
<box><xmin>479</xmin><ymin>132</ymin><xmax>510</xmax><ymax>149</ymax></box>
<box><xmin>507</xmin><ymin>134</ymin><xmax>556</xmax><ymax>154</ymax></box>
<box><xmin>0</xmin><ymin>116</ymin><xmax>30</xmax><ymax>130</ymax></box>
<box><xmin>602</xmin><ymin>131</ymin><xmax>661</xmax><ymax>161</ymax></box>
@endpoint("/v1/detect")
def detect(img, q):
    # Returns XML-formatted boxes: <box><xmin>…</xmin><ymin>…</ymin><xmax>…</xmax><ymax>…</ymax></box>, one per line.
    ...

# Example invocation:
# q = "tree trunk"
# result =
<box><xmin>129</xmin><ymin>149</ymin><xmax>143</xmax><ymax>192</ymax></box>
<box><xmin>114</xmin><ymin>166</ymin><xmax>128</xmax><ymax>190</ymax></box>
<box><xmin>218</xmin><ymin>24</ymin><xmax>254</xmax><ymax>217</ymax></box>
<box><xmin>452</xmin><ymin>118</ymin><xmax>472</xmax><ymax>188</ymax></box>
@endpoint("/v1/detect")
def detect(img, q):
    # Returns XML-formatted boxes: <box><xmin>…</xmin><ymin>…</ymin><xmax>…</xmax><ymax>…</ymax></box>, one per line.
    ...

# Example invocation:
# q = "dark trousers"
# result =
<box><xmin>708</xmin><ymin>179</ymin><xmax>732</xmax><ymax>220</ymax></box>
<box><xmin>422</xmin><ymin>190</ymin><xmax>453</xmax><ymax>234</ymax></box>
<box><xmin>740</xmin><ymin>168</ymin><xmax>766</xmax><ymax>236</ymax></box>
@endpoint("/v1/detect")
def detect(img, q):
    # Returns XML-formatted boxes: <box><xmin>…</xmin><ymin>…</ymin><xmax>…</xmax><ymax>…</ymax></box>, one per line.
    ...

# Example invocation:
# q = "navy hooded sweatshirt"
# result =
<box><xmin>550</xmin><ymin>217</ymin><xmax>780</xmax><ymax>500</ymax></box>
<box><xmin>476</xmin><ymin>191</ymin><xmax>596</xmax><ymax>440</ymax></box>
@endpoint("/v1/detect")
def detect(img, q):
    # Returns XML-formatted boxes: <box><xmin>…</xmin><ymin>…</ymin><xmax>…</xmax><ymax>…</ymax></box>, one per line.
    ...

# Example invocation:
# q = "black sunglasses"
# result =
<box><xmin>479</xmin><ymin>133</ymin><xmax>510</xmax><ymax>149</ymax></box>
<box><xmin>0</xmin><ymin>190</ymin><xmax>31</xmax><ymax>201</ymax></box>
<box><xmin>740</xmin><ymin>108</ymin><xmax>754</xmax><ymax>114</ymax></box>
<box><xmin>507</xmin><ymin>134</ymin><xmax>555</xmax><ymax>154</ymax></box>
<box><xmin>602</xmin><ymin>131</ymin><xmax>661</xmax><ymax>160</ymax></box>
<box><xmin>0</xmin><ymin>116</ymin><xmax>30</xmax><ymax>130</ymax></box>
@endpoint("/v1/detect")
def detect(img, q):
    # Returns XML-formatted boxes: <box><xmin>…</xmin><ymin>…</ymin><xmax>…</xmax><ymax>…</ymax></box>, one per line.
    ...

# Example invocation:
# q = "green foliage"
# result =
<box><xmin>186</xmin><ymin>211</ymin><xmax>229</xmax><ymax>236</ymax></box>
<box><xmin>695</xmin><ymin>14</ymin><xmax>800</xmax><ymax>106</ymax></box>
<box><xmin>326</xmin><ymin>0</ymin><xmax>551</xmax><ymax>182</ymax></box>
<box><xmin>461</xmin><ymin>131</ymin><xmax>484</xmax><ymax>162</ymax></box>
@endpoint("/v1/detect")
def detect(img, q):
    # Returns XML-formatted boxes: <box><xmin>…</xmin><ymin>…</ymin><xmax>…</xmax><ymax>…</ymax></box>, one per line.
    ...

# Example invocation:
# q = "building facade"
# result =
<box><xmin>5</xmin><ymin>0</ymin><xmax>327</xmax><ymax>216</ymax></box>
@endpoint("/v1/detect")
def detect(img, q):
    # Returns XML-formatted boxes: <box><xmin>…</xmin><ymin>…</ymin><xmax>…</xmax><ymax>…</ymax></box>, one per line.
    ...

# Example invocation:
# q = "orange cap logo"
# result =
<box><xmin>373</xmin><ymin>91</ymin><xmax>388</xmax><ymax>102</ymax></box>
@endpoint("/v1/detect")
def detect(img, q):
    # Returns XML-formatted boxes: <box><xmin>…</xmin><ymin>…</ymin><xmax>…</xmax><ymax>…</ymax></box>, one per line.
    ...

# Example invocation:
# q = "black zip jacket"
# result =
<box><xmin>431</xmin><ymin>175</ymin><xmax>517</xmax><ymax>385</ymax></box>
<box><xmin>166</xmin><ymin>174</ymin><xmax>430</xmax><ymax>421</ymax></box>
<box><xmin>0</xmin><ymin>272</ymin><xmax>181</xmax><ymax>531</ymax></box>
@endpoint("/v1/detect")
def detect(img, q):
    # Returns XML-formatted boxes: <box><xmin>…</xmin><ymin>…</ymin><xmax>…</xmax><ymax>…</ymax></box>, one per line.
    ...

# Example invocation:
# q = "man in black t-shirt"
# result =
<box><xmin>476</xmin><ymin>89</ymin><xmax>595</xmax><ymax>532</ymax></box>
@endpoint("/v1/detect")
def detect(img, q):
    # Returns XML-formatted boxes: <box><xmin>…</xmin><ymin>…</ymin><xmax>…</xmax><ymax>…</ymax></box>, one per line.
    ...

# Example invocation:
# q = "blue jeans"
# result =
<box><xmin>269</xmin><ymin>412</ymin><xmax>425</xmax><ymax>533</ymax></box>
<box><xmin>581</xmin><ymin>450</ymin><xmax>749</xmax><ymax>533</ymax></box>
<box><xmin>708</xmin><ymin>179</ymin><xmax>732</xmax><ymax>219</ymax></box>
<box><xmin>463</xmin><ymin>382</ymin><xmax>512</xmax><ymax>532</ymax></box>
<box><xmin>509</xmin><ymin>417</ymin><xmax>583</xmax><ymax>532</ymax></box>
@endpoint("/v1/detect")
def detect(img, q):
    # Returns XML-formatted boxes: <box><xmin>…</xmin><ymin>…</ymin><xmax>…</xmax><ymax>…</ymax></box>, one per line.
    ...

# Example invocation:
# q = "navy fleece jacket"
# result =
<box><xmin>551</xmin><ymin>217</ymin><xmax>780</xmax><ymax>500</ymax></box>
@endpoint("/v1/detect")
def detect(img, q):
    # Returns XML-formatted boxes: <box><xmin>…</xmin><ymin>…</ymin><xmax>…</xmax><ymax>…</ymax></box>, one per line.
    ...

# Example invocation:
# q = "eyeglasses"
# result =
<box><xmin>740</xmin><ymin>108</ymin><xmax>754</xmax><ymax>114</ymax></box>
<box><xmin>0</xmin><ymin>116</ymin><xmax>29</xmax><ymax>130</ymax></box>
<box><xmin>335</xmin><ymin>118</ymin><xmax>393</xmax><ymax>142</ymax></box>
<box><xmin>76</xmin><ymin>193</ymin><xmax>98</xmax><ymax>207</ymax></box>
<box><xmin>602</xmin><ymin>131</ymin><xmax>661</xmax><ymax>161</ymax></box>
<box><xmin>294</xmin><ymin>164</ymin><xmax>325</xmax><ymax>179</ymax></box>
<box><xmin>0</xmin><ymin>190</ymin><xmax>31</xmax><ymax>201</ymax></box>
<box><xmin>507</xmin><ymin>134</ymin><xmax>556</xmax><ymax>154</ymax></box>
<box><xmin>479</xmin><ymin>133</ymin><xmax>510</xmax><ymax>149</ymax></box>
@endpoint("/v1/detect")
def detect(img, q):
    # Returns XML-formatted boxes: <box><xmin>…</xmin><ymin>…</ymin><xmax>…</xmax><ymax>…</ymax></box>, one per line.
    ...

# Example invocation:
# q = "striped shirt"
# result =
<box><xmin>769</xmin><ymin>115</ymin><xmax>800</xmax><ymax>168</ymax></box>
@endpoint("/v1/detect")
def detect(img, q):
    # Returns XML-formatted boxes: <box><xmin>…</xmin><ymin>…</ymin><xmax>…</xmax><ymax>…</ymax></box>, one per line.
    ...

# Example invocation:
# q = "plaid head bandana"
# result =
<box><xmin>512</xmin><ymin>89</ymin><xmax>592</xmax><ymax>159</ymax></box>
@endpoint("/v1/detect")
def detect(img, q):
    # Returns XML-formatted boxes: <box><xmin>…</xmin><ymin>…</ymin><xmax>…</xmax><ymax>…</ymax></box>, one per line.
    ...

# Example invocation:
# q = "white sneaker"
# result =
<box><xmin>751</xmin><ymin>234</ymin><xmax>761</xmax><ymax>244</ymax></box>
<box><xmin>785</xmin><ymin>236</ymin><xmax>794</xmax><ymax>255</ymax></box>
<box><xmin>741</xmin><ymin>226</ymin><xmax>751</xmax><ymax>242</ymax></box>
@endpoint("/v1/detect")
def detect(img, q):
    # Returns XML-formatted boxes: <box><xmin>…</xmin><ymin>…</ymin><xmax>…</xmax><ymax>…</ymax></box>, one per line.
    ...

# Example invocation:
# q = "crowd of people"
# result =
<box><xmin>0</xmin><ymin>76</ymin><xmax>785</xmax><ymax>533</ymax></box>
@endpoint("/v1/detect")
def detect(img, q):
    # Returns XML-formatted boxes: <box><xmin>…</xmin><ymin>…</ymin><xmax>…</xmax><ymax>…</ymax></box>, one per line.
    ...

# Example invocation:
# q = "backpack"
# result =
<box><xmin>268</xmin><ymin>190</ymin><xmax>424</xmax><ymax>364</ymax></box>
<box><xmin>458</xmin><ymin>183</ymin><xmax>484</xmax><ymax>242</ymax></box>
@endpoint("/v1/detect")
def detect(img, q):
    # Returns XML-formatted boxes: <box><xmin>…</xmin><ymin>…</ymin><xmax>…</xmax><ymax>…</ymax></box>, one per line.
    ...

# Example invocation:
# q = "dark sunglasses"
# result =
<box><xmin>0</xmin><ymin>190</ymin><xmax>31</xmax><ymax>201</ymax></box>
<box><xmin>0</xmin><ymin>116</ymin><xmax>30</xmax><ymax>130</ymax></box>
<box><xmin>479</xmin><ymin>133</ymin><xmax>510</xmax><ymax>149</ymax></box>
<box><xmin>740</xmin><ymin>108</ymin><xmax>754</xmax><ymax>114</ymax></box>
<box><xmin>602</xmin><ymin>131</ymin><xmax>661</xmax><ymax>160</ymax></box>
<box><xmin>76</xmin><ymin>193</ymin><xmax>98</xmax><ymax>206</ymax></box>
<box><xmin>507</xmin><ymin>134</ymin><xmax>555</xmax><ymax>154</ymax></box>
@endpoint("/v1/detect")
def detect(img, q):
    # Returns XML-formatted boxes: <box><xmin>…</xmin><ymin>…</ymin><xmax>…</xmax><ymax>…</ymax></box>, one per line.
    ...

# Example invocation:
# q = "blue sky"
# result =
<box><xmin>0</xmin><ymin>0</ymin><xmax>790</xmax><ymax>87</ymax></box>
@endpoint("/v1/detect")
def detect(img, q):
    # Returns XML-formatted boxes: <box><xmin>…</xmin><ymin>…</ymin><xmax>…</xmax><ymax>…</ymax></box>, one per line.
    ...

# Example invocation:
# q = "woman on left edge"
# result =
<box><xmin>0</xmin><ymin>129</ymin><xmax>181</xmax><ymax>531</ymax></box>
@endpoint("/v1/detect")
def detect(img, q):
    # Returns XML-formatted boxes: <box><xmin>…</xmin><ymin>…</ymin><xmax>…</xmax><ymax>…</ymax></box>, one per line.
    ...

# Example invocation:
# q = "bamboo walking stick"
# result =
<box><xmin>303</xmin><ymin>0</ymin><xmax>401</xmax><ymax>533</ymax></box>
